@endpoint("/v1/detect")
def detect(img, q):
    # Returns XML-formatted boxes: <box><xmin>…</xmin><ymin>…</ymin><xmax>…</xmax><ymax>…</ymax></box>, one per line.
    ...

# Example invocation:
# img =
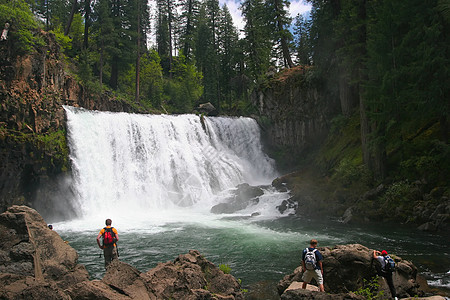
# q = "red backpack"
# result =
<box><xmin>102</xmin><ymin>227</ymin><xmax>115</xmax><ymax>247</ymax></box>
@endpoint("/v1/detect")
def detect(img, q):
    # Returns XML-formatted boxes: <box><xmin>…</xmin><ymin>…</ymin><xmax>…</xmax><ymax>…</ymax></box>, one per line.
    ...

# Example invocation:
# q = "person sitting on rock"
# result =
<box><xmin>97</xmin><ymin>219</ymin><xmax>119</xmax><ymax>269</ymax></box>
<box><xmin>373</xmin><ymin>249</ymin><xmax>397</xmax><ymax>299</ymax></box>
<box><xmin>301</xmin><ymin>239</ymin><xmax>325</xmax><ymax>292</ymax></box>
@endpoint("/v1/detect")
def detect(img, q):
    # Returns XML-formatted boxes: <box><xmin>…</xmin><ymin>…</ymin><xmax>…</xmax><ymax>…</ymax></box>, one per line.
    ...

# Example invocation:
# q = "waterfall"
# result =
<box><xmin>64</xmin><ymin>106</ymin><xmax>279</xmax><ymax>221</ymax></box>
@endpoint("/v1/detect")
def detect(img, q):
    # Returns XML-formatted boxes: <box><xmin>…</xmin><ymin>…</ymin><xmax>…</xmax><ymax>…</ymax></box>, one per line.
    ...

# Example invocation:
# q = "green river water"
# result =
<box><xmin>57</xmin><ymin>215</ymin><xmax>450</xmax><ymax>298</ymax></box>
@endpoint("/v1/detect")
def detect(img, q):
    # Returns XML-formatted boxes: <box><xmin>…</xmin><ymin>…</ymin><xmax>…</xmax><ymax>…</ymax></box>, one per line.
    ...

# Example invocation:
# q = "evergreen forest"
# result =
<box><xmin>1</xmin><ymin>0</ymin><xmax>449</xmax><ymax>220</ymax></box>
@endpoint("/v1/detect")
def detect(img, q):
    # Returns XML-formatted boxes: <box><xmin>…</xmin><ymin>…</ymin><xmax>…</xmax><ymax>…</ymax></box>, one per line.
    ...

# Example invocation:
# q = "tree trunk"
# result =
<box><xmin>275</xmin><ymin>0</ymin><xmax>294</xmax><ymax>68</ymax></box>
<box><xmin>83</xmin><ymin>0</ymin><xmax>91</xmax><ymax>49</ymax></box>
<box><xmin>167</xmin><ymin>0</ymin><xmax>173</xmax><ymax>78</ymax></box>
<box><xmin>65</xmin><ymin>0</ymin><xmax>78</xmax><ymax>36</ymax></box>
<box><xmin>183</xmin><ymin>0</ymin><xmax>193</xmax><ymax>58</ymax></box>
<box><xmin>359</xmin><ymin>86</ymin><xmax>371</xmax><ymax>169</ymax></box>
<box><xmin>135</xmin><ymin>0</ymin><xmax>141</xmax><ymax>103</ymax></box>
<box><xmin>110</xmin><ymin>57</ymin><xmax>119</xmax><ymax>90</ymax></box>
<box><xmin>99</xmin><ymin>39</ymin><xmax>103</xmax><ymax>87</ymax></box>
<box><xmin>339</xmin><ymin>65</ymin><xmax>355</xmax><ymax>116</ymax></box>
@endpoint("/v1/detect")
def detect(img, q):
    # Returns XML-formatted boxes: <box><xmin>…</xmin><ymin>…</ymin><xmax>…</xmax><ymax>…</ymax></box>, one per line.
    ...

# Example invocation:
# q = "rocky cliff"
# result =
<box><xmin>251</xmin><ymin>66</ymin><xmax>340</xmax><ymax>169</ymax></box>
<box><xmin>0</xmin><ymin>31</ymin><xmax>142</xmax><ymax>218</ymax></box>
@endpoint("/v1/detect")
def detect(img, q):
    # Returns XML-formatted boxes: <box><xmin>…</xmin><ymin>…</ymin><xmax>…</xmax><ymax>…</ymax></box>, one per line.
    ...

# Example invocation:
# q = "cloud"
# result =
<box><xmin>289</xmin><ymin>0</ymin><xmax>311</xmax><ymax>18</ymax></box>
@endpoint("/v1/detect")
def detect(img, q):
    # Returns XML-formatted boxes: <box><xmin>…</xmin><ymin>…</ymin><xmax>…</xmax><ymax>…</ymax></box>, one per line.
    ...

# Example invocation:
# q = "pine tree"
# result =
<box><xmin>241</xmin><ymin>0</ymin><xmax>272</xmax><ymax>80</ymax></box>
<box><xmin>265</xmin><ymin>0</ymin><xmax>294</xmax><ymax>68</ymax></box>
<box><xmin>218</xmin><ymin>4</ymin><xmax>239</xmax><ymax>109</ymax></box>
<box><xmin>293</xmin><ymin>14</ymin><xmax>311</xmax><ymax>65</ymax></box>
<box><xmin>155</xmin><ymin>0</ymin><xmax>178</xmax><ymax>77</ymax></box>
<box><xmin>178</xmin><ymin>0</ymin><xmax>201</xmax><ymax>60</ymax></box>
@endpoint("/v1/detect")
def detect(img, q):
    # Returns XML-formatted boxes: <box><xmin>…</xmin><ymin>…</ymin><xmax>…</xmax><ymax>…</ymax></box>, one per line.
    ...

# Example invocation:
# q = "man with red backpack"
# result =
<box><xmin>97</xmin><ymin>219</ymin><xmax>119</xmax><ymax>269</ymax></box>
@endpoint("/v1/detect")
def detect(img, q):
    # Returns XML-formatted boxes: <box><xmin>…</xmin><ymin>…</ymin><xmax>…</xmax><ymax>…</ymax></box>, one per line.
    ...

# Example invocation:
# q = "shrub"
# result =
<box><xmin>219</xmin><ymin>264</ymin><xmax>231</xmax><ymax>274</ymax></box>
<box><xmin>354</xmin><ymin>276</ymin><xmax>385</xmax><ymax>300</ymax></box>
<box><xmin>332</xmin><ymin>158</ymin><xmax>370</xmax><ymax>187</ymax></box>
<box><xmin>381</xmin><ymin>180</ymin><xmax>413</xmax><ymax>205</ymax></box>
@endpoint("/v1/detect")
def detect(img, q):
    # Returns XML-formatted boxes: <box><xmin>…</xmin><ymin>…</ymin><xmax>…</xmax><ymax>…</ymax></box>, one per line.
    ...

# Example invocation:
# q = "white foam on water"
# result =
<box><xmin>62</xmin><ymin>106</ymin><xmax>288</xmax><ymax>231</ymax></box>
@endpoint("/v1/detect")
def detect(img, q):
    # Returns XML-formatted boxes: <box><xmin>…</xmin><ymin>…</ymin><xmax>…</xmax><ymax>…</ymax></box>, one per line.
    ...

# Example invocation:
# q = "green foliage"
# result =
<box><xmin>50</xmin><ymin>26</ymin><xmax>72</xmax><ymax>53</ymax></box>
<box><xmin>119</xmin><ymin>49</ymin><xmax>165</xmax><ymax>108</ymax></box>
<box><xmin>218</xmin><ymin>264</ymin><xmax>232</xmax><ymax>274</ymax></box>
<box><xmin>67</xmin><ymin>13</ymin><xmax>84</xmax><ymax>56</ymax></box>
<box><xmin>354</xmin><ymin>276</ymin><xmax>384</xmax><ymax>300</ymax></box>
<box><xmin>316</xmin><ymin>114</ymin><xmax>363</xmax><ymax>175</ymax></box>
<box><xmin>165</xmin><ymin>54</ymin><xmax>203</xmax><ymax>113</ymax></box>
<box><xmin>35</xmin><ymin>130</ymin><xmax>69</xmax><ymax>170</ymax></box>
<box><xmin>380</xmin><ymin>180</ymin><xmax>414</xmax><ymax>206</ymax></box>
<box><xmin>332</xmin><ymin>158</ymin><xmax>370</xmax><ymax>188</ymax></box>
<box><xmin>0</xmin><ymin>0</ymin><xmax>39</xmax><ymax>54</ymax></box>
<box><xmin>77</xmin><ymin>50</ymin><xmax>102</xmax><ymax>93</ymax></box>
<box><xmin>397</xmin><ymin>139</ymin><xmax>450</xmax><ymax>185</ymax></box>
<box><xmin>4</xmin><ymin>129</ymin><xmax>69</xmax><ymax>172</ymax></box>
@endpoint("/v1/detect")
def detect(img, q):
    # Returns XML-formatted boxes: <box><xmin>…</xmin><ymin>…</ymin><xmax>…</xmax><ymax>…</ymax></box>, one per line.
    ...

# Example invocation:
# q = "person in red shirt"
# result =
<box><xmin>97</xmin><ymin>219</ymin><xmax>119</xmax><ymax>269</ymax></box>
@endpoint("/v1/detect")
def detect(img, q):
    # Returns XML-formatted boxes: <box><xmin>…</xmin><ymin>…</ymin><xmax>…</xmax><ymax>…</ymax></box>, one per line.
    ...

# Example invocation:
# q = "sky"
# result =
<box><xmin>218</xmin><ymin>0</ymin><xmax>312</xmax><ymax>33</ymax></box>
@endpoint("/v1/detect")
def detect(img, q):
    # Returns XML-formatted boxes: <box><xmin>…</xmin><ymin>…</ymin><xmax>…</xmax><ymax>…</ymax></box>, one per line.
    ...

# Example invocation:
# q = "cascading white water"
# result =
<box><xmin>64</xmin><ymin>106</ymin><xmax>284</xmax><ymax>225</ymax></box>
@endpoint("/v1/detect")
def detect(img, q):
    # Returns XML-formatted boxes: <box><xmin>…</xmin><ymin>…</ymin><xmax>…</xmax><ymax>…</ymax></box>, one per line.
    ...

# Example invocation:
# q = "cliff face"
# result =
<box><xmin>251</xmin><ymin>67</ymin><xmax>340</xmax><ymax>168</ymax></box>
<box><xmin>0</xmin><ymin>31</ymin><xmax>138</xmax><ymax>219</ymax></box>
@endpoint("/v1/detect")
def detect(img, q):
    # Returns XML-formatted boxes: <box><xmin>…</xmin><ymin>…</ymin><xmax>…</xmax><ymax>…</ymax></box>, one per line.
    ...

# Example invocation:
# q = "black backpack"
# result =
<box><xmin>383</xmin><ymin>255</ymin><xmax>395</xmax><ymax>272</ymax></box>
<box><xmin>102</xmin><ymin>227</ymin><xmax>116</xmax><ymax>247</ymax></box>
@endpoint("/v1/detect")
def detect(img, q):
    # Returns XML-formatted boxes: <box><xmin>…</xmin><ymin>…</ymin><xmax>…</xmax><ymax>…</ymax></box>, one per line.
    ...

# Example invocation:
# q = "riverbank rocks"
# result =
<box><xmin>66</xmin><ymin>251</ymin><xmax>245</xmax><ymax>299</ymax></box>
<box><xmin>0</xmin><ymin>206</ymin><xmax>244</xmax><ymax>299</ymax></box>
<box><xmin>278</xmin><ymin>244</ymin><xmax>425</xmax><ymax>299</ymax></box>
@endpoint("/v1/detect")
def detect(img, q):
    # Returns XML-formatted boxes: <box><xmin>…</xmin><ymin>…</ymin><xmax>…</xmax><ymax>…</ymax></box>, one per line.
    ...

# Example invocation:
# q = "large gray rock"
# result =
<box><xmin>197</xmin><ymin>102</ymin><xmax>218</xmax><ymax>116</ymax></box>
<box><xmin>211</xmin><ymin>183</ymin><xmax>265</xmax><ymax>214</ymax></box>
<box><xmin>279</xmin><ymin>244</ymin><xmax>426</xmax><ymax>299</ymax></box>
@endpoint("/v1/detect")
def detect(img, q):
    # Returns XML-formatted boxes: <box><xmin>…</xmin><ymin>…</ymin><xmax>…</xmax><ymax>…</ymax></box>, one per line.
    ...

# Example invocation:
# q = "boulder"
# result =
<box><xmin>145</xmin><ymin>250</ymin><xmax>243</xmax><ymax>300</ymax></box>
<box><xmin>279</xmin><ymin>244</ymin><xmax>424</xmax><ymax>299</ymax></box>
<box><xmin>211</xmin><ymin>183</ymin><xmax>265</xmax><ymax>214</ymax></box>
<box><xmin>277</xmin><ymin>198</ymin><xmax>298</xmax><ymax>214</ymax></box>
<box><xmin>0</xmin><ymin>206</ymin><xmax>244</xmax><ymax>299</ymax></box>
<box><xmin>0</xmin><ymin>205</ymin><xmax>89</xmax><ymax>296</ymax></box>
